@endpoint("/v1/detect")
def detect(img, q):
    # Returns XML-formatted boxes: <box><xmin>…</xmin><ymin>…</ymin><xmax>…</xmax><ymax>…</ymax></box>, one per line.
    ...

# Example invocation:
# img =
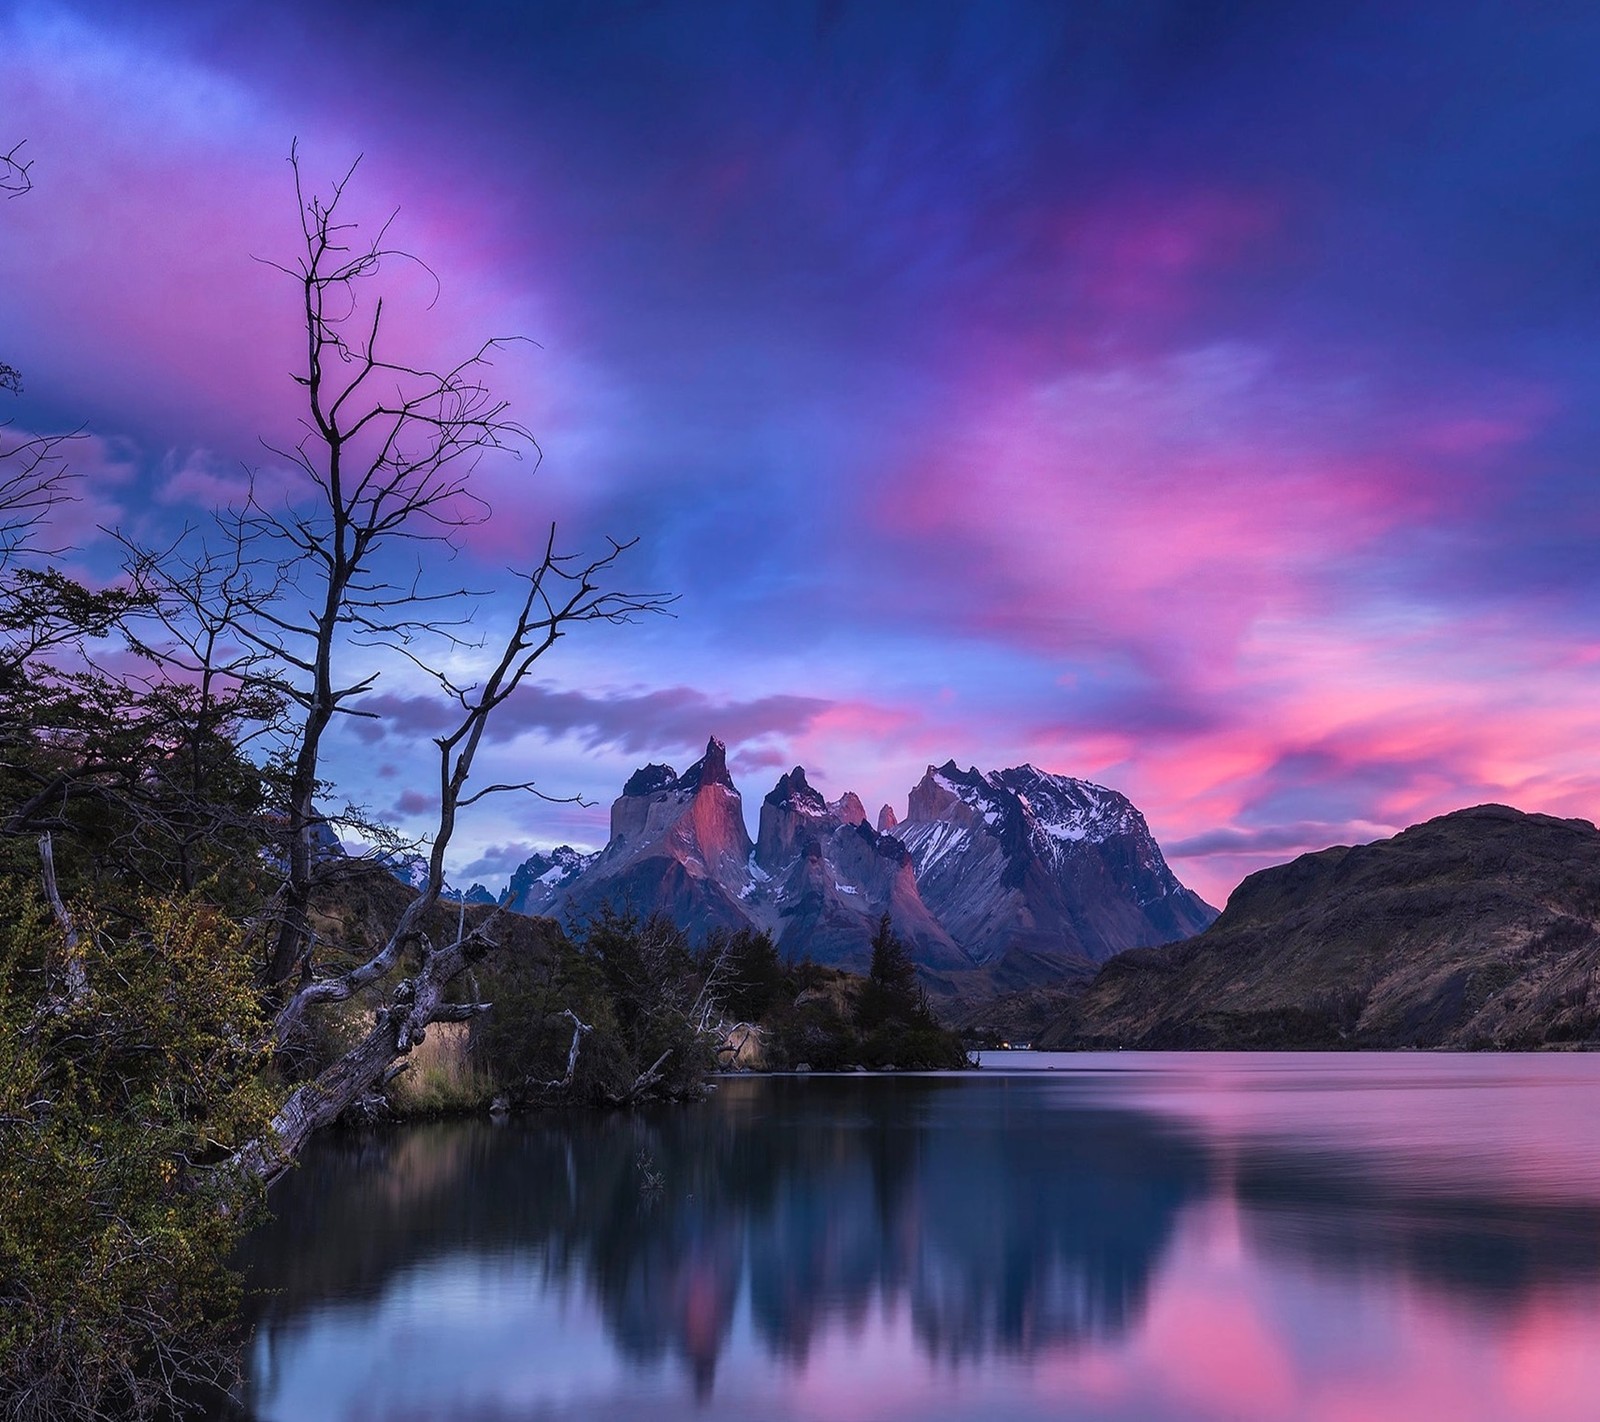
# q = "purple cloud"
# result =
<box><xmin>1169</xmin><ymin>821</ymin><xmax>1399</xmax><ymax>860</ymax></box>
<box><xmin>354</xmin><ymin>683</ymin><xmax>832</xmax><ymax>757</ymax></box>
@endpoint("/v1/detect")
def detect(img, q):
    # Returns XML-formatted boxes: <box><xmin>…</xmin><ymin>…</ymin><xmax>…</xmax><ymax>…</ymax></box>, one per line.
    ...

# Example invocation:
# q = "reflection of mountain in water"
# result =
<box><xmin>226</xmin><ymin>1071</ymin><xmax>1600</xmax><ymax>1420</ymax></box>
<box><xmin>232</xmin><ymin>1077</ymin><xmax>1210</xmax><ymax>1408</ymax></box>
<box><xmin>1236</xmin><ymin>1149</ymin><xmax>1600</xmax><ymax>1307</ymax></box>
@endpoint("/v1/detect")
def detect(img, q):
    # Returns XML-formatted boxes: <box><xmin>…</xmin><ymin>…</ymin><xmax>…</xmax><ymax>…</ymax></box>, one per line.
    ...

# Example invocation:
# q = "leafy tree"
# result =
<box><xmin>702</xmin><ymin>926</ymin><xmax>783</xmax><ymax>1024</ymax></box>
<box><xmin>468</xmin><ymin>906</ymin><xmax>718</xmax><ymax>1106</ymax></box>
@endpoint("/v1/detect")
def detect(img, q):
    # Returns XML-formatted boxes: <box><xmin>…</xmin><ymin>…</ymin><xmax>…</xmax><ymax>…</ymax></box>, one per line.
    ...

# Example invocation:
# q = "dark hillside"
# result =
<box><xmin>1038</xmin><ymin>806</ymin><xmax>1600</xmax><ymax>1050</ymax></box>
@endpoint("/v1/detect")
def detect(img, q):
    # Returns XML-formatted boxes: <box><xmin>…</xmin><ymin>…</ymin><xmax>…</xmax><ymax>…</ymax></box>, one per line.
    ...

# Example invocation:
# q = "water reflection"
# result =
<box><xmin>223</xmin><ymin>1056</ymin><xmax>1600</xmax><ymax>1422</ymax></box>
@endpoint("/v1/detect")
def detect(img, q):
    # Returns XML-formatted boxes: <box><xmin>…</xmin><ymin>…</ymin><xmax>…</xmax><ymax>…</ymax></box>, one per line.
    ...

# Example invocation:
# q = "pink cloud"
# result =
<box><xmin>878</xmin><ymin>343</ymin><xmax>1477</xmax><ymax>677</ymax></box>
<box><xmin>0</xmin><ymin>11</ymin><xmax>581</xmax><ymax>555</ymax></box>
<box><xmin>836</xmin><ymin>333</ymin><xmax>1593</xmax><ymax>904</ymax></box>
<box><xmin>154</xmin><ymin>449</ymin><xmax>256</xmax><ymax>509</ymax></box>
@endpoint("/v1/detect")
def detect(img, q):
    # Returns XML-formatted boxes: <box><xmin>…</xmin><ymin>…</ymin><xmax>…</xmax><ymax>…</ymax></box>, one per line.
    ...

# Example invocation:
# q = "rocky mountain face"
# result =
<box><xmin>379</xmin><ymin>849</ymin><xmax>494</xmax><ymax>906</ymax></box>
<box><xmin>1036</xmin><ymin>805</ymin><xmax>1600</xmax><ymax>1050</ymax></box>
<box><xmin>896</xmin><ymin>762</ymin><xmax>1217</xmax><ymax>966</ymax></box>
<box><xmin>500</xmin><ymin>738</ymin><xmax>1213</xmax><ymax>987</ymax></box>
<box><xmin>534</xmin><ymin>737</ymin><xmax>759</xmax><ymax>939</ymax></box>
<box><xmin>752</xmin><ymin>767</ymin><xmax>968</xmax><ymax>972</ymax></box>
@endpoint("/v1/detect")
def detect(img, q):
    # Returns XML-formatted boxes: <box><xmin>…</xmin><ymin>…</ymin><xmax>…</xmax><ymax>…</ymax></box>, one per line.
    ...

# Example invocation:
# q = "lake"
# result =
<box><xmin>219</xmin><ymin>1052</ymin><xmax>1600</xmax><ymax>1421</ymax></box>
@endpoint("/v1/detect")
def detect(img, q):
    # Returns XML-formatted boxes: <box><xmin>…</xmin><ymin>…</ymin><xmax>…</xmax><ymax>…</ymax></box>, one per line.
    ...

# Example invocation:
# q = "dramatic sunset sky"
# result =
<box><xmin>4</xmin><ymin>0</ymin><xmax>1598</xmax><ymax>905</ymax></box>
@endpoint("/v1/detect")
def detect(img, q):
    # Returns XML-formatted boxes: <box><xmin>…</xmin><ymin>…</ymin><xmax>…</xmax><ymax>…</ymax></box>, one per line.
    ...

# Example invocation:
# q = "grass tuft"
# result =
<box><xmin>386</xmin><ymin>1022</ymin><xmax>497</xmax><ymax>1116</ymax></box>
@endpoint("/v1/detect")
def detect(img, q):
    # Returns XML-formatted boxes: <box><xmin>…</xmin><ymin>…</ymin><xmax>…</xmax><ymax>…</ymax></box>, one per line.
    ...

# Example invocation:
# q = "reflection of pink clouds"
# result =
<box><xmin>1020</xmin><ymin>1194</ymin><xmax>1600</xmax><ymax>1422</ymax></box>
<box><xmin>780</xmin><ymin>1301</ymin><xmax>981</xmax><ymax>1422</ymax></box>
<box><xmin>742</xmin><ymin>1193</ymin><xmax>1600</xmax><ymax>1422</ymax></box>
<box><xmin>1140</xmin><ymin>1283</ymin><xmax>1299</xmax><ymax>1418</ymax></box>
<box><xmin>1501</xmin><ymin>1293</ymin><xmax>1600</xmax><ymax>1419</ymax></box>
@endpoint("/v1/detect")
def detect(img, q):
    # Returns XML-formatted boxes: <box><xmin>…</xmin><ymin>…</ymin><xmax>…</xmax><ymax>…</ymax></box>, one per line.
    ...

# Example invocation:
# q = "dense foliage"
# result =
<box><xmin>758</xmin><ymin>916</ymin><xmax>970</xmax><ymax>1072</ymax></box>
<box><xmin>0</xmin><ymin>887</ymin><xmax>275</xmax><ymax>1420</ymax></box>
<box><xmin>468</xmin><ymin>909</ymin><xmax>968</xmax><ymax>1093</ymax></box>
<box><xmin>0</xmin><ymin>549</ymin><xmax>285</xmax><ymax>1416</ymax></box>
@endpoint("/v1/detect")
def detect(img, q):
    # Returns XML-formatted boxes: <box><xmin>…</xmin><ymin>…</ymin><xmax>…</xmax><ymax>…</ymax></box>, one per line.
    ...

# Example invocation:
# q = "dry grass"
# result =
<box><xmin>720</xmin><ymin>1021</ymin><xmax>766</xmax><ymax>1069</ymax></box>
<box><xmin>385</xmin><ymin>1021</ymin><xmax>497</xmax><ymax>1116</ymax></box>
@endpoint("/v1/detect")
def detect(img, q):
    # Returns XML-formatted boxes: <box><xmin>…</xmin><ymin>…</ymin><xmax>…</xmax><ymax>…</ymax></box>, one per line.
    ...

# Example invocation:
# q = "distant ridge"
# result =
<box><xmin>1037</xmin><ymin>804</ymin><xmax>1600</xmax><ymax>1049</ymax></box>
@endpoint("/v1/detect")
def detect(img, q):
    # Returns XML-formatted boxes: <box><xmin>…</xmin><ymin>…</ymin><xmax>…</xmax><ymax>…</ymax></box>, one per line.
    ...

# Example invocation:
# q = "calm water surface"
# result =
<box><xmin>223</xmin><ymin>1053</ymin><xmax>1600</xmax><ymax>1421</ymax></box>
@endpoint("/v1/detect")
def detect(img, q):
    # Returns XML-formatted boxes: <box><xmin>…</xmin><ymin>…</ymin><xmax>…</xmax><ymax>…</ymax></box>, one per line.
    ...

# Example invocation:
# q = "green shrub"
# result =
<box><xmin>0</xmin><ymin>884</ymin><xmax>275</xmax><ymax>1421</ymax></box>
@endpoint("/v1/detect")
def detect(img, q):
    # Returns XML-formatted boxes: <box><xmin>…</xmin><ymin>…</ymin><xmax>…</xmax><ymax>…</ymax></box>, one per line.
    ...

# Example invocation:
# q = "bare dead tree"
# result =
<box><xmin>2</xmin><ymin>139</ymin><xmax>35</xmax><ymax>396</ymax></box>
<box><xmin>201</xmin><ymin>150</ymin><xmax>670</xmax><ymax>1182</ymax></box>
<box><xmin>0</xmin><ymin>429</ymin><xmax>78</xmax><ymax>571</ymax></box>
<box><xmin>234</xmin><ymin>529</ymin><xmax>665</xmax><ymax>1181</ymax></box>
<box><xmin>210</xmin><ymin>143</ymin><xmax>570</xmax><ymax>992</ymax></box>
<box><xmin>0</xmin><ymin>138</ymin><xmax>91</xmax><ymax>669</ymax></box>
<box><xmin>106</xmin><ymin>519</ymin><xmax>291</xmax><ymax>893</ymax></box>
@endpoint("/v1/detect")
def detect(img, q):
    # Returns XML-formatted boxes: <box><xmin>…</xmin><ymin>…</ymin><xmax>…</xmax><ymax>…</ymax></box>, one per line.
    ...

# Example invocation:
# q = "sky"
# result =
<box><xmin>3</xmin><ymin>0</ymin><xmax>1599</xmax><ymax>907</ymax></box>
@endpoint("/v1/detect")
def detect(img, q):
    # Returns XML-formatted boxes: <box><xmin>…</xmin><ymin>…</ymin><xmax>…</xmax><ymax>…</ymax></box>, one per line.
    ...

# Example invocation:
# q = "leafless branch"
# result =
<box><xmin>37</xmin><ymin>832</ymin><xmax>88</xmax><ymax>1006</ymax></box>
<box><xmin>199</xmin><ymin>146</ymin><xmax>670</xmax><ymax>1185</ymax></box>
<box><xmin>0</xmin><ymin>428</ymin><xmax>81</xmax><ymax>567</ymax></box>
<box><xmin>536</xmin><ymin>1008</ymin><xmax>593</xmax><ymax>1091</ymax></box>
<box><xmin>2</xmin><ymin>140</ymin><xmax>32</xmax><ymax>199</ymax></box>
<box><xmin>610</xmin><ymin>1049</ymin><xmax>673</xmax><ymax>1105</ymax></box>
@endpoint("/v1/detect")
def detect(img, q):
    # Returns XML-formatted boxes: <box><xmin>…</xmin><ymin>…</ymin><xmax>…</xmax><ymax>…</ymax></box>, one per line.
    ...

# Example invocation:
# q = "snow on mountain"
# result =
<box><xmin>502</xmin><ymin>844</ymin><xmax>600</xmax><ymax>915</ymax></box>
<box><xmin>746</xmin><ymin>765</ymin><xmax>969</xmax><ymax>971</ymax></box>
<box><xmin>897</xmin><ymin>761</ymin><xmax>1217</xmax><ymax>967</ymax></box>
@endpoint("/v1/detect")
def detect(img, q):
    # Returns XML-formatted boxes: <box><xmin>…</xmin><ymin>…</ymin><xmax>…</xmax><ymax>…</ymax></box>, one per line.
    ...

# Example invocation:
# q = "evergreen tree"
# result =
<box><xmin>859</xmin><ymin>914</ymin><xmax>919</xmax><ymax>1030</ymax></box>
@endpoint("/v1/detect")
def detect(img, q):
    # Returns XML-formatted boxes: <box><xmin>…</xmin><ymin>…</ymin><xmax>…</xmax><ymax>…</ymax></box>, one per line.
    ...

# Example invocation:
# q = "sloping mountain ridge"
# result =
<box><xmin>502</xmin><ymin>845</ymin><xmax>597</xmax><ymax>916</ymax></box>
<box><xmin>500</xmin><ymin>737</ymin><xmax>1214</xmax><ymax>986</ymax></box>
<box><xmin>1036</xmin><ymin>804</ymin><xmax>1600</xmax><ymax>1049</ymax></box>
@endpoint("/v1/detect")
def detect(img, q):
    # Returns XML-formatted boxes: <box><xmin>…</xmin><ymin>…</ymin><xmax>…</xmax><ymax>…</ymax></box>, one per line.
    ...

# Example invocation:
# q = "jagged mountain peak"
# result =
<box><xmin>502</xmin><ymin>843</ymin><xmax>600</xmax><ymax>915</ymax></box>
<box><xmin>678</xmin><ymin>735</ymin><xmax>735</xmax><ymax>792</ymax></box>
<box><xmin>501</xmin><ymin>736</ymin><xmax>1209</xmax><ymax>988</ymax></box>
<box><xmin>898</xmin><ymin>756</ymin><xmax>1216</xmax><ymax>966</ymax></box>
<box><xmin>832</xmin><ymin>790</ymin><xmax>867</xmax><ymax>825</ymax></box>
<box><xmin>992</xmin><ymin>765</ymin><xmax>1143</xmax><ymax>847</ymax></box>
<box><xmin>757</xmin><ymin>764</ymin><xmax>850</xmax><ymax>870</ymax></box>
<box><xmin>765</xmin><ymin>766</ymin><xmax>867</xmax><ymax>829</ymax></box>
<box><xmin>908</xmin><ymin>761</ymin><xmax>1140</xmax><ymax>848</ymax></box>
<box><xmin>623</xmin><ymin>763</ymin><xmax>677</xmax><ymax>796</ymax></box>
<box><xmin>766</xmin><ymin>765</ymin><xmax>828</xmax><ymax>812</ymax></box>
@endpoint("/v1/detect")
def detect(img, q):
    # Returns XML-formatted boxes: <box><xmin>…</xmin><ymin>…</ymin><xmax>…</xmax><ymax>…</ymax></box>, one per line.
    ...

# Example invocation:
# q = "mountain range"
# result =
<box><xmin>502</xmin><ymin>736</ymin><xmax>1217</xmax><ymax>987</ymax></box>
